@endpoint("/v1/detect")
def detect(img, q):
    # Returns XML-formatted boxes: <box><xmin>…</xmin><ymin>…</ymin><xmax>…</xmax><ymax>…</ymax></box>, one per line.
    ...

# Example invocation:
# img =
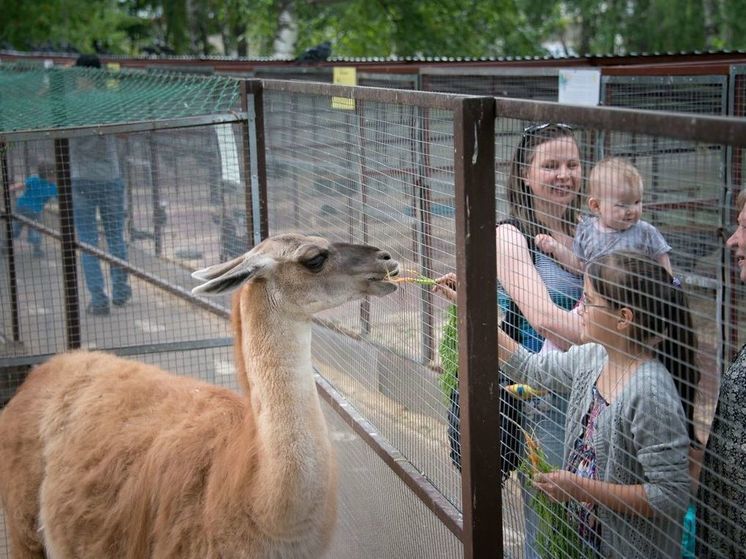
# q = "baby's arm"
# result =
<box><xmin>535</xmin><ymin>233</ymin><xmax>583</xmax><ymax>274</ymax></box>
<box><xmin>656</xmin><ymin>252</ymin><xmax>674</xmax><ymax>277</ymax></box>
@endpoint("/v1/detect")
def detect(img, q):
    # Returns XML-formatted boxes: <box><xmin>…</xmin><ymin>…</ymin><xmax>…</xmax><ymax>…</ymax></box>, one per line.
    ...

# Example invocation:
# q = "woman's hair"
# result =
<box><xmin>736</xmin><ymin>189</ymin><xmax>746</xmax><ymax>212</ymax></box>
<box><xmin>589</xmin><ymin>157</ymin><xmax>643</xmax><ymax>199</ymax></box>
<box><xmin>586</xmin><ymin>251</ymin><xmax>700</xmax><ymax>444</ymax></box>
<box><xmin>507</xmin><ymin>123</ymin><xmax>581</xmax><ymax>240</ymax></box>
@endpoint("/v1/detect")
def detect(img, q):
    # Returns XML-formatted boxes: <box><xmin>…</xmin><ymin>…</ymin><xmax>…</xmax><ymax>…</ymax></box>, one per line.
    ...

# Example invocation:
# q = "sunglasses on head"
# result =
<box><xmin>517</xmin><ymin>122</ymin><xmax>575</xmax><ymax>164</ymax></box>
<box><xmin>522</xmin><ymin>122</ymin><xmax>574</xmax><ymax>136</ymax></box>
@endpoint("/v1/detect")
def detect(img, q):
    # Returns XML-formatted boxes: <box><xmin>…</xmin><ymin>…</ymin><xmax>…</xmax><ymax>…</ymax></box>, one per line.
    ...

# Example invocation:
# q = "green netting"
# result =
<box><xmin>0</xmin><ymin>63</ymin><xmax>242</xmax><ymax>132</ymax></box>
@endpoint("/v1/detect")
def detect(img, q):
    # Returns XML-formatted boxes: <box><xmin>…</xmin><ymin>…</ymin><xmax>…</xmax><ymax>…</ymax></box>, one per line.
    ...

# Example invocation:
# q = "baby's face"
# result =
<box><xmin>592</xmin><ymin>176</ymin><xmax>642</xmax><ymax>231</ymax></box>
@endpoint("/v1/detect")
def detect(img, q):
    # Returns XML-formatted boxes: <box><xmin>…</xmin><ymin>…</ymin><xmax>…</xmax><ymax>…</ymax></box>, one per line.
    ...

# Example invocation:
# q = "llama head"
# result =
<box><xmin>191</xmin><ymin>233</ymin><xmax>400</xmax><ymax>315</ymax></box>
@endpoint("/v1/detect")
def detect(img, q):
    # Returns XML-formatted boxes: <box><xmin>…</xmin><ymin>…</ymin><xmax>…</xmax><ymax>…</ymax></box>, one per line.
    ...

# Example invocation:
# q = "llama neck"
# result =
<box><xmin>234</xmin><ymin>284</ymin><xmax>331</xmax><ymax>531</ymax></box>
<box><xmin>239</xmin><ymin>286</ymin><xmax>321</xmax><ymax>417</ymax></box>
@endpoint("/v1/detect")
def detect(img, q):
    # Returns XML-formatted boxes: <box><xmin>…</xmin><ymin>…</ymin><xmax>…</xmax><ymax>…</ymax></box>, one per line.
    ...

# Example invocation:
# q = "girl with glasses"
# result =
<box><xmin>437</xmin><ymin>251</ymin><xmax>697</xmax><ymax>558</ymax></box>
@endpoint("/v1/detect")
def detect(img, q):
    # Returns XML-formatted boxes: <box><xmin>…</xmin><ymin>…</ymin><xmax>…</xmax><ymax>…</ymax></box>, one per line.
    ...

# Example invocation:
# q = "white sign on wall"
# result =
<box><xmin>558</xmin><ymin>69</ymin><xmax>601</xmax><ymax>106</ymax></box>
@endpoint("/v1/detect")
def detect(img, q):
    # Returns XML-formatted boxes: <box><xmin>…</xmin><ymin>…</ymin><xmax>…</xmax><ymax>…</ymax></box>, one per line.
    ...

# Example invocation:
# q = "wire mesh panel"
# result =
<box><xmin>320</xmin><ymin>398</ymin><xmax>462</xmax><ymax>559</ymax></box>
<box><xmin>600</xmin><ymin>73</ymin><xmax>730</xmax><ymax>359</ymax></box>
<box><xmin>1</xmin><ymin>126</ymin><xmax>245</xmax><ymax>357</ymax></box>
<box><xmin>601</xmin><ymin>75</ymin><xmax>728</xmax><ymax>115</ymax></box>
<box><xmin>254</xmin><ymin>66</ymin><xmax>334</xmax><ymax>83</ymax></box>
<box><xmin>489</xmin><ymin>103</ymin><xmax>746</xmax><ymax>559</ymax></box>
<box><xmin>421</xmin><ymin>68</ymin><xmax>559</xmax><ymax>100</ymax></box>
<box><xmin>0</xmin><ymin>63</ymin><xmax>241</xmax><ymax>131</ymax></box>
<box><xmin>3</xmin><ymin>68</ymin><xmax>746</xmax><ymax>559</ymax></box>
<box><xmin>263</xmin><ymin>87</ymin><xmax>465</xmax><ymax>535</ymax></box>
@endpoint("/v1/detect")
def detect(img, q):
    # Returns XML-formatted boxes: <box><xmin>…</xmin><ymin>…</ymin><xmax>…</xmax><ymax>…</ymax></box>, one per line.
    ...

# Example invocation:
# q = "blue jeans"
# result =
<box><xmin>522</xmin><ymin>392</ymin><xmax>568</xmax><ymax>559</ymax></box>
<box><xmin>72</xmin><ymin>178</ymin><xmax>130</xmax><ymax>307</ymax></box>
<box><xmin>12</xmin><ymin>206</ymin><xmax>42</xmax><ymax>250</ymax></box>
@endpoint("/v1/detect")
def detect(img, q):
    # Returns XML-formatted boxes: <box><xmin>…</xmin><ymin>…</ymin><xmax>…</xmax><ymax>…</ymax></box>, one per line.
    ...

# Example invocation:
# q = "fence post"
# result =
<box><xmin>54</xmin><ymin>138</ymin><xmax>81</xmax><ymax>350</ymax></box>
<box><xmin>0</xmin><ymin>141</ymin><xmax>21</xmax><ymax>342</ymax></box>
<box><xmin>242</xmin><ymin>80</ymin><xmax>269</xmax><ymax>245</ymax></box>
<box><xmin>453</xmin><ymin>96</ymin><xmax>501</xmax><ymax>558</ymax></box>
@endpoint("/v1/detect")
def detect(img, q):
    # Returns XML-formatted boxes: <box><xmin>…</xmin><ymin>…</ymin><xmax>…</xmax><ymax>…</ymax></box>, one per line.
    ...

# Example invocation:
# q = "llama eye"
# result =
<box><xmin>303</xmin><ymin>253</ymin><xmax>327</xmax><ymax>272</ymax></box>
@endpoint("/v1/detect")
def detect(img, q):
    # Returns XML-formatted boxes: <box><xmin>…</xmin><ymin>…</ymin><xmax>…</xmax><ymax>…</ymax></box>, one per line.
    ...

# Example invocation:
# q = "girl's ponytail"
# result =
<box><xmin>656</xmin><ymin>284</ymin><xmax>699</xmax><ymax>444</ymax></box>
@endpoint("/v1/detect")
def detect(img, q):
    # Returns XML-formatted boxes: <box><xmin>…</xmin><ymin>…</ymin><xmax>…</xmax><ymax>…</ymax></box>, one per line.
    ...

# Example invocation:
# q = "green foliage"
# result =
<box><xmin>2</xmin><ymin>0</ymin><xmax>746</xmax><ymax>57</ymax></box>
<box><xmin>0</xmin><ymin>0</ymin><xmax>137</xmax><ymax>54</ymax></box>
<box><xmin>518</xmin><ymin>435</ymin><xmax>591</xmax><ymax>559</ymax></box>
<box><xmin>438</xmin><ymin>304</ymin><xmax>459</xmax><ymax>402</ymax></box>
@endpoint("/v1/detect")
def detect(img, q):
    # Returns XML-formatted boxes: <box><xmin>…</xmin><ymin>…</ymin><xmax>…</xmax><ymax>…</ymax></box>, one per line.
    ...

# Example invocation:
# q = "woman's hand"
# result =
<box><xmin>533</xmin><ymin>470</ymin><xmax>584</xmax><ymax>503</ymax></box>
<box><xmin>433</xmin><ymin>273</ymin><xmax>458</xmax><ymax>302</ymax></box>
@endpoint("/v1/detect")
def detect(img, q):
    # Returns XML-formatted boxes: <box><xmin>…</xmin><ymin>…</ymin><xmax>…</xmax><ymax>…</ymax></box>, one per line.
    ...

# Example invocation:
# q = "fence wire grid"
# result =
<box><xmin>1</xmin><ymin>68</ymin><xmax>745</xmax><ymax>559</ymax></box>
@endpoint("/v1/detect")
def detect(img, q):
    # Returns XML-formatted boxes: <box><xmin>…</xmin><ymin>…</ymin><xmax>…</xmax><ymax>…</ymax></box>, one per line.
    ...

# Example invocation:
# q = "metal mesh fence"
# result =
<box><xmin>601</xmin><ymin>75</ymin><xmax>728</xmax><ymax>115</ymax></box>
<box><xmin>264</xmin><ymin>89</ymin><xmax>462</xmax><ymax>517</ymax></box>
<box><xmin>261</xmin><ymin>82</ymin><xmax>746</xmax><ymax>558</ymax></box>
<box><xmin>0</xmin><ymin>63</ymin><xmax>241</xmax><ymax>131</ymax></box>
<box><xmin>421</xmin><ymin>69</ymin><xmax>559</xmax><ymax>100</ymax></box>
<box><xmin>2</xmin><ymin>71</ymin><xmax>746</xmax><ymax>558</ymax></box>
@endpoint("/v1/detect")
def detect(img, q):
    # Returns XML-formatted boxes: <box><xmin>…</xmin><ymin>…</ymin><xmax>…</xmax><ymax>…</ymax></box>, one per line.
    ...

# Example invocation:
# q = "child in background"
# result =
<box><xmin>434</xmin><ymin>251</ymin><xmax>698</xmax><ymax>558</ymax></box>
<box><xmin>536</xmin><ymin>157</ymin><xmax>674</xmax><ymax>277</ymax></box>
<box><xmin>11</xmin><ymin>161</ymin><xmax>58</xmax><ymax>257</ymax></box>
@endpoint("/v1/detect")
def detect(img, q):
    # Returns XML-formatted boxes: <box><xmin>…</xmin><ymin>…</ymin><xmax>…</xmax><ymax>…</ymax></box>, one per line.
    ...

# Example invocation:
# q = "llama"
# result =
<box><xmin>0</xmin><ymin>233</ymin><xmax>399</xmax><ymax>559</ymax></box>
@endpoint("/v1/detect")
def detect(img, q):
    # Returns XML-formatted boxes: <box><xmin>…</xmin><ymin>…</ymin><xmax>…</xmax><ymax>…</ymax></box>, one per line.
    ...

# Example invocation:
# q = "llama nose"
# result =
<box><xmin>377</xmin><ymin>250</ymin><xmax>392</xmax><ymax>261</ymax></box>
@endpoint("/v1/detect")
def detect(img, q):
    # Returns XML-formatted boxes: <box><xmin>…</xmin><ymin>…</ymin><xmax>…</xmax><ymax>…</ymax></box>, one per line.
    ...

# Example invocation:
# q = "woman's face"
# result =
<box><xmin>523</xmin><ymin>137</ymin><xmax>582</xmax><ymax>210</ymax></box>
<box><xmin>726</xmin><ymin>202</ymin><xmax>746</xmax><ymax>282</ymax></box>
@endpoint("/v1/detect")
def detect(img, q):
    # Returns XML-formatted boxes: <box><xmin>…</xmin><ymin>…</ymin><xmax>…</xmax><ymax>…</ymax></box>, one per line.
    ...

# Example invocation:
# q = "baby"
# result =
<box><xmin>536</xmin><ymin>156</ymin><xmax>673</xmax><ymax>277</ymax></box>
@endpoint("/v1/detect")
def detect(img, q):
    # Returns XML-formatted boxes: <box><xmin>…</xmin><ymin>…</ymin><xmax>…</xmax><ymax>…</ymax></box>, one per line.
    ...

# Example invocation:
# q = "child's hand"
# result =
<box><xmin>432</xmin><ymin>273</ymin><xmax>458</xmax><ymax>302</ymax></box>
<box><xmin>534</xmin><ymin>234</ymin><xmax>557</xmax><ymax>255</ymax></box>
<box><xmin>533</xmin><ymin>470</ymin><xmax>583</xmax><ymax>503</ymax></box>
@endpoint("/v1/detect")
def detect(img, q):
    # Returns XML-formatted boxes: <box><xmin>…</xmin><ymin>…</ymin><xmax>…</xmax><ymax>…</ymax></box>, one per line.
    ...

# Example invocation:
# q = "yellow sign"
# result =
<box><xmin>332</xmin><ymin>67</ymin><xmax>356</xmax><ymax>110</ymax></box>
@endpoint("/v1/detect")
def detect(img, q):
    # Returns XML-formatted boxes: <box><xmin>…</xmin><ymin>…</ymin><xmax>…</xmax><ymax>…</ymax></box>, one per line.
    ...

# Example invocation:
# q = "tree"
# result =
<box><xmin>0</xmin><ymin>0</ymin><xmax>138</xmax><ymax>54</ymax></box>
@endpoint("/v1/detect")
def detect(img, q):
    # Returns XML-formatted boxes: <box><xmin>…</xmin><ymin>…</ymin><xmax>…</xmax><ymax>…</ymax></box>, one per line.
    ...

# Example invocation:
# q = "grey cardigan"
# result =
<box><xmin>504</xmin><ymin>343</ymin><xmax>690</xmax><ymax>558</ymax></box>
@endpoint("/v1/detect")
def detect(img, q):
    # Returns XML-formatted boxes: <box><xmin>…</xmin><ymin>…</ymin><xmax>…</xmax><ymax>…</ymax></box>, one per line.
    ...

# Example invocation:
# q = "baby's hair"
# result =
<box><xmin>586</xmin><ymin>251</ymin><xmax>699</xmax><ymax>444</ymax></box>
<box><xmin>589</xmin><ymin>157</ymin><xmax>643</xmax><ymax>199</ymax></box>
<box><xmin>37</xmin><ymin>161</ymin><xmax>56</xmax><ymax>180</ymax></box>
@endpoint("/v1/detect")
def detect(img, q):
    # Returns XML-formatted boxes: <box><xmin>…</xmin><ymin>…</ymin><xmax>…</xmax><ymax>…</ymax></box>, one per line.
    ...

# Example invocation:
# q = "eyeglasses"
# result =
<box><xmin>579</xmin><ymin>294</ymin><xmax>606</xmax><ymax>314</ymax></box>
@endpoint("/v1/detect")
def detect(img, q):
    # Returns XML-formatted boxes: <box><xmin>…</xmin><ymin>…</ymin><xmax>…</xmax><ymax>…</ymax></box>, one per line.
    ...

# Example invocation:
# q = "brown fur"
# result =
<box><xmin>0</xmin><ymin>234</ymin><xmax>398</xmax><ymax>559</ymax></box>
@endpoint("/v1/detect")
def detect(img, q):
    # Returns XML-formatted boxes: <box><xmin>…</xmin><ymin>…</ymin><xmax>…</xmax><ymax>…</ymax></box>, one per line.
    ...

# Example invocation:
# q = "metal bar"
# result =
<box><xmin>147</xmin><ymin>133</ymin><xmax>163</xmax><ymax>256</ymax></box>
<box><xmin>493</xmin><ymin>97</ymin><xmax>746</xmax><ymax>148</ymax></box>
<box><xmin>314</xmin><ymin>374</ymin><xmax>463</xmax><ymax>539</ymax></box>
<box><xmin>261</xmin><ymin>79</ymin><xmax>464</xmax><ymax>110</ymax></box>
<box><xmin>420</xmin><ymin>66</ymin><xmax>560</xmax><ymax>77</ymax></box>
<box><xmin>0</xmin><ymin>206</ymin><xmax>230</xmax><ymax>322</ymax></box>
<box><xmin>244</xmin><ymin>80</ymin><xmax>269</xmax><ymax>242</ymax></box>
<box><xmin>261</xmin><ymin>76</ymin><xmax>746</xmax><ymax>152</ymax></box>
<box><xmin>239</xmin><ymin>81</ymin><xmax>256</xmax><ymax>246</ymax></box>
<box><xmin>0</xmin><ymin>337</ymin><xmax>233</xmax><ymax>369</ymax></box>
<box><xmin>356</xmin><ymin>101</ymin><xmax>371</xmax><ymax>335</ymax></box>
<box><xmin>54</xmin><ymin>138</ymin><xmax>81</xmax><ymax>350</ymax></box>
<box><xmin>414</xmin><ymin>106</ymin><xmax>435</xmax><ymax>363</ymax></box>
<box><xmin>0</xmin><ymin>141</ymin><xmax>20</xmax><ymax>341</ymax></box>
<box><xmin>1</xmin><ymin>113</ymin><xmax>248</xmax><ymax>143</ymax></box>
<box><xmin>453</xmin><ymin>97</ymin><xmax>500</xmax><ymax>559</ymax></box>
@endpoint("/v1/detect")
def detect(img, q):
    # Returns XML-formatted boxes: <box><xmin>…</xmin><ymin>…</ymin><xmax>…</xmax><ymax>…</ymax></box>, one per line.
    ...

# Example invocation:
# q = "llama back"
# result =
<box><xmin>1</xmin><ymin>350</ymin><xmax>265</xmax><ymax>558</ymax></box>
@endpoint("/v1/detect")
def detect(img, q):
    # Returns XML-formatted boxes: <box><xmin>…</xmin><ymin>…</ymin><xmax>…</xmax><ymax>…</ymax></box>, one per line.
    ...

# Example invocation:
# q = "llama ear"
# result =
<box><xmin>192</xmin><ymin>255</ymin><xmax>274</xmax><ymax>295</ymax></box>
<box><xmin>191</xmin><ymin>254</ymin><xmax>246</xmax><ymax>282</ymax></box>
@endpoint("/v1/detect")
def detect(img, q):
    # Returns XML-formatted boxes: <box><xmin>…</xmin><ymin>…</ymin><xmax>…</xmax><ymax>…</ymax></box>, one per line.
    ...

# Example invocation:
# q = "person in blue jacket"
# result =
<box><xmin>11</xmin><ymin>161</ymin><xmax>58</xmax><ymax>257</ymax></box>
